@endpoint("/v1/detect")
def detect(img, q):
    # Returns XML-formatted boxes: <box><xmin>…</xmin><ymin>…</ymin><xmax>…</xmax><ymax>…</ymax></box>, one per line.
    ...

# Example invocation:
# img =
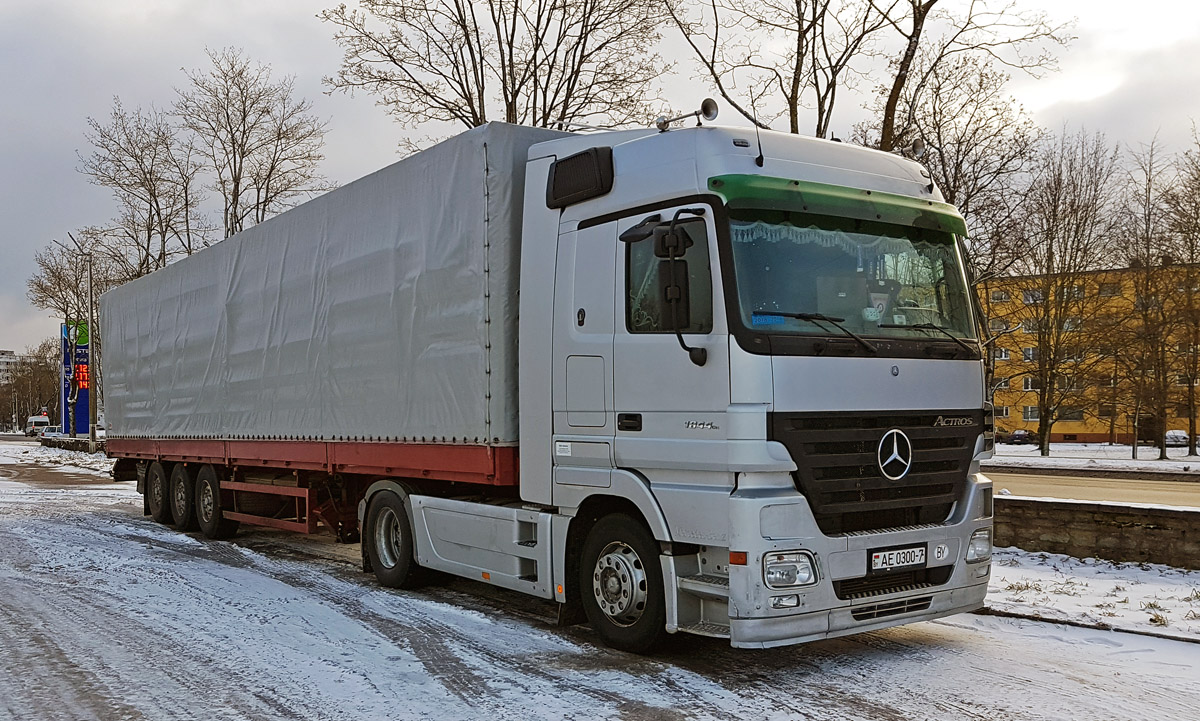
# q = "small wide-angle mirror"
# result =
<box><xmin>619</xmin><ymin>213</ymin><xmax>661</xmax><ymax>243</ymax></box>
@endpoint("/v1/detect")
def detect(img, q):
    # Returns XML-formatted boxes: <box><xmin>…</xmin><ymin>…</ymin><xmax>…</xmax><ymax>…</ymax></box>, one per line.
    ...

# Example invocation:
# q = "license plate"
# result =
<box><xmin>871</xmin><ymin>545</ymin><xmax>926</xmax><ymax>572</ymax></box>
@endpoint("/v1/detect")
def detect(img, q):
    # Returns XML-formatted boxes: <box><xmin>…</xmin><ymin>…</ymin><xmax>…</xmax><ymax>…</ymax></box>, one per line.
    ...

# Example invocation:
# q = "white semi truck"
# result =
<box><xmin>103</xmin><ymin>111</ymin><xmax>994</xmax><ymax>652</ymax></box>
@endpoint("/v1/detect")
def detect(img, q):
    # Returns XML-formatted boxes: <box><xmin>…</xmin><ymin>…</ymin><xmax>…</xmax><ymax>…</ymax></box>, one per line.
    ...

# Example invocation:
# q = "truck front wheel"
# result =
<box><xmin>146</xmin><ymin>462</ymin><xmax>172</xmax><ymax>525</ymax></box>
<box><xmin>579</xmin><ymin>514</ymin><xmax>666</xmax><ymax>654</ymax></box>
<box><xmin>365</xmin><ymin>491</ymin><xmax>422</xmax><ymax>589</ymax></box>
<box><xmin>194</xmin><ymin>465</ymin><xmax>240</xmax><ymax>540</ymax></box>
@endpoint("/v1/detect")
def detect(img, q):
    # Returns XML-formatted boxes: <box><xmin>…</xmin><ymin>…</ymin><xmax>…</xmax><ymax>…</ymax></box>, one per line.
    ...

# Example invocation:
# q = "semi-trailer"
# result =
<box><xmin>102</xmin><ymin>111</ymin><xmax>994</xmax><ymax>652</ymax></box>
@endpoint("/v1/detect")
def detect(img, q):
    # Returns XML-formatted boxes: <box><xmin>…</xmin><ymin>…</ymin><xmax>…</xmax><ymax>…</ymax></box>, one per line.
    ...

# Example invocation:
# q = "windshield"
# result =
<box><xmin>727</xmin><ymin>208</ymin><xmax>977</xmax><ymax>340</ymax></box>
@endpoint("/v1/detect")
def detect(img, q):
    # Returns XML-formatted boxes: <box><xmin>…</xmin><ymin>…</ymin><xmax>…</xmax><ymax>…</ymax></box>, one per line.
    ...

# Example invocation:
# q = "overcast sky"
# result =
<box><xmin>2</xmin><ymin>0</ymin><xmax>1199</xmax><ymax>352</ymax></box>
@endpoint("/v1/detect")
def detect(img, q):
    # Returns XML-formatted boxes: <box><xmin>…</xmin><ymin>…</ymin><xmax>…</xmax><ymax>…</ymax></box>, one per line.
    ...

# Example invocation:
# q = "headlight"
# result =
<box><xmin>763</xmin><ymin>551</ymin><xmax>818</xmax><ymax>589</ymax></box>
<box><xmin>965</xmin><ymin>528</ymin><xmax>992</xmax><ymax>563</ymax></box>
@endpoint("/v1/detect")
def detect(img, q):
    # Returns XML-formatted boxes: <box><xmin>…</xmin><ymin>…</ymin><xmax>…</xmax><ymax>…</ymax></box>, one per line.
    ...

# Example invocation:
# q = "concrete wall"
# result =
<box><xmin>994</xmin><ymin>497</ymin><xmax>1199</xmax><ymax>569</ymax></box>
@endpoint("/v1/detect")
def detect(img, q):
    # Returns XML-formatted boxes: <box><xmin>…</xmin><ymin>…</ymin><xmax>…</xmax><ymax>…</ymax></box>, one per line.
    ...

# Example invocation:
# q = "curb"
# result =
<box><xmin>981</xmin><ymin>464</ymin><xmax>1200</xmax><ymax>483</ymax></box>
<box><xmin>971</xmin><ymin>606</ymin><xmax>1200</xmax><ymax>645</ymax></box>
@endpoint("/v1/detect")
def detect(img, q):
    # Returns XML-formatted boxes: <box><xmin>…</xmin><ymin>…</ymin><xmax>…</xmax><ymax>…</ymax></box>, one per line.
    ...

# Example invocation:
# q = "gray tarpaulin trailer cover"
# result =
<box><xmin>100</xmin><ymin>123</ymin><xmax>567</xmax><ymax>444</ymax></box>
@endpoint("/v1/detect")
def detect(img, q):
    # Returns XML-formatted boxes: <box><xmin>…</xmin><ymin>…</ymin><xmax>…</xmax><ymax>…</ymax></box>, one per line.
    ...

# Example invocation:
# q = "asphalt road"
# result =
<box><xmin>984</xmin><ymin>471</ymin><xmax>1200</xmax><ymax>508</ymax></box>
<box><xmin>1</xmin><ymin>444</ymin><xmax>1198</xmax><ymax>720</ymax></box>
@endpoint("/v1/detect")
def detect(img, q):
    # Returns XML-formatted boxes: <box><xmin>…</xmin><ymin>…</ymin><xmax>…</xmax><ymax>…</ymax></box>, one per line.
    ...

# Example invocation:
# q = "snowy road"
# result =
<box><xmin>1</xmin><ymin>455</ymin><xmax>1198</xmax><ymax>720</ymax></box>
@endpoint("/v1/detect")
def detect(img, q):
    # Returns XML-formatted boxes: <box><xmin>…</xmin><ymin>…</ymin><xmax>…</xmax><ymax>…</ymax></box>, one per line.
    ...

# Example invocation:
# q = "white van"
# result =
<box><xmin>24</xmin><ymin>415</ymin><xmax>50</xmax><ymax>437</ymax></box>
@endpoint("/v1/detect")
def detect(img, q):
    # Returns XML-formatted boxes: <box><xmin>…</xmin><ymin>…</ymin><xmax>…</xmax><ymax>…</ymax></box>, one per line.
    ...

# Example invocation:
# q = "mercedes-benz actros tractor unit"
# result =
<box><xmin>103</xmin><ymin>107</ymin><xmax>994</xmax><ymax>652</ymax></box>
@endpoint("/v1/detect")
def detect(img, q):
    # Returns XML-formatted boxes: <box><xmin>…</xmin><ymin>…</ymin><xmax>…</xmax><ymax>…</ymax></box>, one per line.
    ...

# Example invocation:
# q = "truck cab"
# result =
<box><xmin>515</xmin><ymin>125</ymin><xmax>992</xmax><ymax>649</ymax></box>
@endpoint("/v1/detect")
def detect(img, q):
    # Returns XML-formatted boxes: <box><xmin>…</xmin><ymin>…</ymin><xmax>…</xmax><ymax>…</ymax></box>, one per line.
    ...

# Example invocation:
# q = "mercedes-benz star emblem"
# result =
<box><xmin>877</xmin><ymin>429</ymin><xmax>913</xmax><ymax>481</ymax></box>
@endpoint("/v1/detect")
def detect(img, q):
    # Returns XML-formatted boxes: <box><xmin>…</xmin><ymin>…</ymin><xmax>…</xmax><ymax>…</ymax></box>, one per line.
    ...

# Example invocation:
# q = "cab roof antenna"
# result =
<box><xmin>750</xmin><ymin>90</ymin><xmax>765</xmax><ymax>167</ymax></box>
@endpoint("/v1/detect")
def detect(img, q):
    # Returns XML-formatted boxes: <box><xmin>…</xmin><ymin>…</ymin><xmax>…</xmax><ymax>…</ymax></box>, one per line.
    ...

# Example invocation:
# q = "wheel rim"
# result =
<box><xmin>173</xmin><ymin>477</ymin><xmax>186</xmax><ymax>518</ymax></box>
<box><xmin>592</xmin><ymin>541</ymin><xmax>648</xmax><ymax>627</ymax></box>
<box><xmin>374</xmin><ymin>507</ymin><xmax>403</xmax><ymax>569</ymax></box>
<box><xmin>198</xmin><ymin>480</ymin><xmax>214</xmax><ymax>524</ymax></box>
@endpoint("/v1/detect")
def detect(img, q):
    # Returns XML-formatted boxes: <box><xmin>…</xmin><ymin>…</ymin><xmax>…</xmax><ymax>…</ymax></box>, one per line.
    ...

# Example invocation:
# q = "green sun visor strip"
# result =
<box><xmin>707</xmin><ymin>174</ymin><xmax>968</xmax><ymax>237</ymax></box>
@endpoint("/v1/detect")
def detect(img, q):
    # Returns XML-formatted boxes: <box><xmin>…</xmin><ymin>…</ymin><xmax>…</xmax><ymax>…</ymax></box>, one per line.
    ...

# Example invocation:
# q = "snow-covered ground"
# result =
<box><xmin>1</xmin><ymin>451</ymin><xmax>1199</xmax><ymax>719</ymax></box>
<box><xmin>990</xmin><ymin>442</ymin><xmax>1200</xmax><ymax>475</ymax></box>
<box><xmin>988</xmin><ymin>547</ymin><xmax>1200</xmax><ymax>641</ymax></box>
<box><xmin>0</xmin><ymin>441</ymin><xmax>115</xmax><ymax>476</ymax></box>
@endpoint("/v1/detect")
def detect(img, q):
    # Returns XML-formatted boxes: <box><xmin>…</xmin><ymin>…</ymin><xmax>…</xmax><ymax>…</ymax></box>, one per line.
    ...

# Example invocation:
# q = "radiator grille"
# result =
<box><xmin>769</xmin><ymin>410</ymin><xmax>981</xmax><ymax>534</ymax></box>
<box><xmin>833</xmin><ymin>566</ymin><xmax>953</xmax><ymax>600</ymax></box>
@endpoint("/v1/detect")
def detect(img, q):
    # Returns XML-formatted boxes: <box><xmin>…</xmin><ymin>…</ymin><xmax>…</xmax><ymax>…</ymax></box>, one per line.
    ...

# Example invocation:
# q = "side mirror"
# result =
<box><xmin>619</xmin><ymin>214</ymin><xmax>661</xmax><ymax>243</ymax></box>
<box><xmin>658</xmin><ymin>259</ymin><xmax>691</xmax><ymax>330</ymax></box>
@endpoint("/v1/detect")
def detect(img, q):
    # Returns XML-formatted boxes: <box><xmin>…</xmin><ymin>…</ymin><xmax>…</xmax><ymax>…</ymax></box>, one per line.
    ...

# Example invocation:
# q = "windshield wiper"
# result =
<box><xmin>877</xmin><ymin>322</ymin><xmax>975</xmax><ymax>354</ymax></box>
<box><xmin>752</xmin><ymin>310</ymin><xmax>877</xmax><ymax>354</ymax></box>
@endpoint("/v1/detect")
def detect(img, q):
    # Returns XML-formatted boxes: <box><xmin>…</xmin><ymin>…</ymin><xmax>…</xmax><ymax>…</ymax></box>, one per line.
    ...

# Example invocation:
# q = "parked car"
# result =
<box><xmin>38</xmin><ymin>425</ymin><xmax>63</xmax><ymax>439</ymax></box>
<box><xmin>1005</xmin><ymin>429</ymin><xmax>1036</xmax><ymax>445</ymax></box>
<box><xmin>1164</xmin><ymin>429</ymin><xmax>1190</xmax><ymax>447</ymax></box>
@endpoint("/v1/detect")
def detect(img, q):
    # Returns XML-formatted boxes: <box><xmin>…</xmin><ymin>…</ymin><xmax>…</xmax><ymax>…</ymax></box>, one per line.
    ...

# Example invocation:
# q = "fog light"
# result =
<box><xmin>770</xmin><ymin>594</ymin><xmax>800</xmax><ymax>609</ymax></box>
<box><xmin>975</xmin><ymin>563</ymin><xmax>990</xmax><ymax>578</ymax></box>
<box><xmin>763</xmin><ymin>551</ymin><xmax>817</xmax><ymax>589</ymax></box>
<box><xmin>966</xmin><ymin>528</ymin><xmax>992</xmax><ymax>563</ymax></box>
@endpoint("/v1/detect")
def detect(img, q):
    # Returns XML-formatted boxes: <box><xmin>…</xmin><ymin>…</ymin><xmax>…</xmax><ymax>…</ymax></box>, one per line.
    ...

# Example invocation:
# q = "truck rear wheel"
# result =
<box><xmin>146</xmin><ymin>462</ymin><xmax>173</xmax><ymax>525</ymax></box>
<box><xmin>169</xmin><ymin>464</ymin><xmax>199</xmax><ymax>531</ymax></box>
<box><xmin>194</xmin><ymin>465</ymin><xmax>240</xmax><ymax>540</ymax></box>
<box><xmin>579</xmin><ymin>513</ymin><xmax>666</xmax><ymax>654</ymax></box>
<box><xmin>365</xmin><ymin>491</ymin><xmax>422</xmax><ymax>589</ymax></box>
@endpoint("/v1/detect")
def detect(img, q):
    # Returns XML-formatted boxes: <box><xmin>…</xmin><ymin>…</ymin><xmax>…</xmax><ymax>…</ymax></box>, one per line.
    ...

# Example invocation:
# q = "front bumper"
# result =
<box><xmin>719</xmin><ymin>470</ymin><xmax>993</xmax><ymax>648</ymax></box>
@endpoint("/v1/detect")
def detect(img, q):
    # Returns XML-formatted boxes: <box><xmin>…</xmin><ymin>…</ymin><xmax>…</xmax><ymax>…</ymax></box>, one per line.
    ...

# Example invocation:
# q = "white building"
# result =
<box><xmin>0</xmin><ymin>350</ymin><xmax>19</xmax><ymax>384</ymax></box>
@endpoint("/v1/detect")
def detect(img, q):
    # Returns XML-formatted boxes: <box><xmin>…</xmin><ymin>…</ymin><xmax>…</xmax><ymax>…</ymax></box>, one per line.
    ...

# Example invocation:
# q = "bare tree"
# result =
<box><xmin>1120</xmin><ymin>139</ymin><xmax>1177</xmax><ymax>458</ymax></box>
<box><xmin>1167</xmin><ymin>128</ymin><xmax>1200</xmax><ymax>455</ymax></box>
<box><xmin>666</xmin><ymin>0</ymin><xmax>892</xmax><ymax>136</ymax></box>
<box><xmin>874</xmin><ymin>0</ymin><xmax>1069</xmax><ymax>151</ymax></box>
<box><xmin>0</xmin><ymin>340</ymin><xmax>60</xmax><ymax>429</ymax></box>
<box><xmin>176</xmin><ymin>48</ymin><xmax>330</xmax><ymax>238</ymax></box>
<box><xmin>79</xmin><ymin>99</ymin><xmax>211</xmax><ymax>277</ymax></box>
<box><xmin>26</xmin><ymin>246</ymin><xmax>90</xmax><ymax>435</ymax></box>
<box><xmin>322</xmin><ymin>0</ymin><xmax>668</xmax><ymax>135</ymax></box>
<box><xmin>1004</xmin><ymin>129</ymin><xmax>1120</xmax><ymax>456</ymax></box>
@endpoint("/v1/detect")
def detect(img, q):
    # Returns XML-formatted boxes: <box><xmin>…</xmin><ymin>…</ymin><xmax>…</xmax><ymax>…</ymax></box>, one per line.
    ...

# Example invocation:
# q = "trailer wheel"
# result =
<box><xmin>365</xmin><ymin>491</ymin><xmax>422</xmax><ymax>589</ymax></box>
<box><xmin>146</xmin><ymin>462</ymin><xmax>173</xmax><ymax>525</ymax></box>
<box><xmin>579</xmin><ymin>513</ymin><xmax>666</xmax><ymax>654</ymax></box>
<box><xmin>167</xmin><ymin>464</ymin><xmax>199</xmax><ymax>531</ymax></box>
<box><xmin>194</xmin><ymin>465</ymin><xmax>240</xmax><ymax>540</ymax></box>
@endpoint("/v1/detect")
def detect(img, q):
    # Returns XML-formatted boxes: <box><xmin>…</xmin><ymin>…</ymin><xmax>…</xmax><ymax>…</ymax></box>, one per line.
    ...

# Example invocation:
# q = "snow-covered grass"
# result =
<box><xmin>0</xmin><ymin>442</ymin><xmax>115</xmax><ymax>476</ymax></box>
<box><xmin>987</xmin><ymin>547</ymin><xmax>1200</xmax><ymax>641</ymax></box>
<box><xmin>989</xmin><ymin>441</ymin><xmax>1200</xmax><ymax>475</ymax></box>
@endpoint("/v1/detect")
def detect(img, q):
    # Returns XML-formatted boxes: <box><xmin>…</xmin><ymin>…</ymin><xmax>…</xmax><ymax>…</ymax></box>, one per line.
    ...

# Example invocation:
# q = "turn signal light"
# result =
<box><xmin>729</xmin><ymin>551</ymin><xmax>748</xmax><ymax>566</ymax></box>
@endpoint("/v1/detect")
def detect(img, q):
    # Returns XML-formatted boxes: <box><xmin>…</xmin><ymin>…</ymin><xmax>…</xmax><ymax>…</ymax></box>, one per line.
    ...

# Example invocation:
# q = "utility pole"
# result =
<box><xmin>86</xmin><ymin>251</ymin><xmax>96</xmax><ymax>452</ymax></box>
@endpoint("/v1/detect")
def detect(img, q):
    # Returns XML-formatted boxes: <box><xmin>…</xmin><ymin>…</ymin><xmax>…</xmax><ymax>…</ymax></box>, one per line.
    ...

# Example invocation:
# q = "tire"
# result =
<box><xmin>146</xmin><ymin>462</ymin><xmax>173</xmax><ymax>525</ymax></box>
<box><xmin>194</xmin><ymin>465</ymin><xmax>240</xmax><ymax>540</ymax></box>
<box><xmin>169</xmin><ymin>464</ymin><xmax>199</xmax><ymax>531</ymax></box>
<box><xmin>364</xmin><ymin>491</ymin><xmax>423</xmax><ymax>589</ymax></box>
<box><xmin>580</xmin><ymin>514</ymin><xmax>666</xmax><ymax>654</ymax></box>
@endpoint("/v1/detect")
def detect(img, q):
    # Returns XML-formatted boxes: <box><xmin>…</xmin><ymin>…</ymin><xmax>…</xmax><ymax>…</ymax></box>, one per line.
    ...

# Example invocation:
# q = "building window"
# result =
<box><xmin>1023</xmin><ymin>376</ymin><xmax>1041</xmax><ymax>391</ymax></box>
<box><xmin>1098</xmin><ymin>282</ymin><xmax>1120</xmax><ymax>297</ymax></box>
<box><xmin>994</xmin><ymin>377</ymin><xmax>1010</xmax><ymax>389</ymax></box>
<box><xmin>1177</xmin><ymin>375</ymin><xmax>1195</xmax><ymax>386</ymax></box>
<box><xmin>996</xmin><ymin>406</ymin><xmax>1010</xmax><ymax>418</ymax></box>
<box><xmin>1023</xmin><ymin>406</ymin><xmax>1039</xmax><ymax>421</ymax></box>
<box><xmin>1023</xmin><ymin>290</ymin><xmax>1043</xmax><ymax>305</ymax></box>
<box><xmin>1022</xmin><ymin>319</ymin><xmax>1042</xmax><ymax>334</ymax></box>
<box><xmin>993</xmin><ymin>347</ymin><xmax>1010</xmax><ymax>361</ymax></box>
<box><xmin>991</xmin><ymin>290</ymin><xmax>1010</xmax><ymax>302</ymax></box>
<box><xmin>1056</xmin><ymin>285</ymin><xmax>1084</xmax><ymax>301</ymax></box>
<box><xmin>1174</xmin><ymin>404</ymin><xmax>1190</xmax><ymax>417</ymax></box>
<box><xmin>1098</xmin><ymin>404</ymin><xmax>1115</xmax><ymax>418</ymax></box>
<box><xmin>1063</xmin><ymin>317</ymin><xmax>1081</xmax><ymax>331</ymax></box>
<box><xmin>1060</xmin><ymin>408</ymin><xmax>1084</xmax><ymax>421</ymax></box>
<box><xmin>1057</xmin><ymin>376</ymin><xmax>1082</xmax><ymax>391</ymax></box>
<box><xmin>988</xmin><ymin>318</ymin><xmax>1008</xmax><ymax>332</ymax></box>
<box><xmin>1022</xmin><ymin>347</ymin><xmax>1038</xmax><ymax>362</ymax></box>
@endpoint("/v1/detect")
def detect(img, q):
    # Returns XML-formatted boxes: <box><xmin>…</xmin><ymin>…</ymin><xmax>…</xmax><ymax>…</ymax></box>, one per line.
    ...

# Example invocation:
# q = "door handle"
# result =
<box><xmin>617</xmin><ymin>413</ymin><xmax>642</xmax><ymax>432</ymax></box>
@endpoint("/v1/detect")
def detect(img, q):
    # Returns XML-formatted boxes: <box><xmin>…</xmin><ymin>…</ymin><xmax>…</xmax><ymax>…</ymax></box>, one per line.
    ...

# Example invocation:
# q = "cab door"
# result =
<box><xmin>611</xmin><ymin>204</ymin><xmax>731</xmax><ymax>475</ymax></box>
